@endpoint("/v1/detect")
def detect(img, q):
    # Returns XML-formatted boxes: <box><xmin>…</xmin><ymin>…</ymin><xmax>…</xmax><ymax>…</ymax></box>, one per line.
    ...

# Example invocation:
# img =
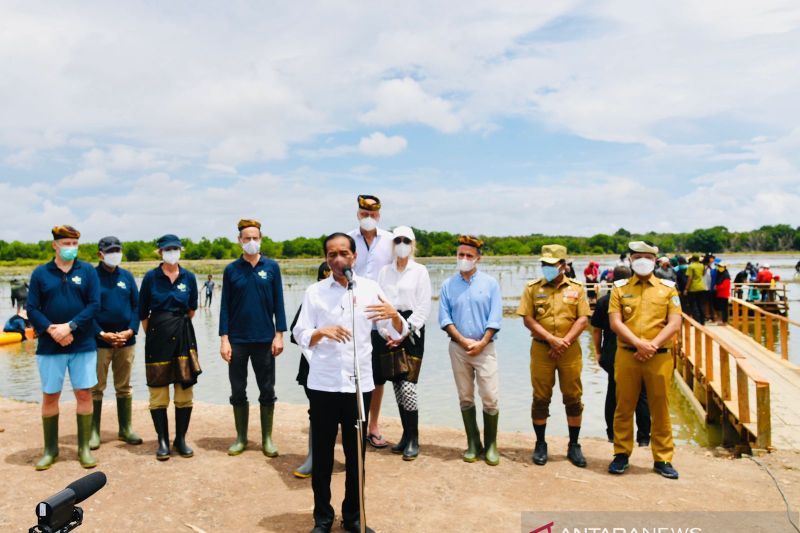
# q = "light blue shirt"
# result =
<box><xmin>438</xmin><ymin>270</ymin><xmax>503</xmax><ymax>341</ymax></box>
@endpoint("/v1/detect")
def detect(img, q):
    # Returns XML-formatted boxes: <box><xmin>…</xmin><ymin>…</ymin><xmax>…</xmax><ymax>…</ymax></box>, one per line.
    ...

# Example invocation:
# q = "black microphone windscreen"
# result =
<box><xmin>66</xmin><ymin>472</ymin><xmax>107</xmax><ymax>504</ymax></box>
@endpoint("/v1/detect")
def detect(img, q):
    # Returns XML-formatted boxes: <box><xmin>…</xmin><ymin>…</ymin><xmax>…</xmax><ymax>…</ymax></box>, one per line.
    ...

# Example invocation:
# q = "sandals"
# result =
<box><xmin>366</xmin><ymin>433</ymin><xmax>388</xmax><ymax>449</ymax></box>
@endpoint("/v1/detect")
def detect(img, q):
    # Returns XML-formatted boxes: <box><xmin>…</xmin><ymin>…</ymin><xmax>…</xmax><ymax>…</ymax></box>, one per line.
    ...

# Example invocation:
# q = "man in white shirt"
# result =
<box><xmin>293</xmin><ymin>232</ymin><xmax>407</xmax><ymax>533</ymax></box>
<box><xmin>347</xmin><ymin>194</ymin><xmax>394</xmax><ymax>449</ymax></box>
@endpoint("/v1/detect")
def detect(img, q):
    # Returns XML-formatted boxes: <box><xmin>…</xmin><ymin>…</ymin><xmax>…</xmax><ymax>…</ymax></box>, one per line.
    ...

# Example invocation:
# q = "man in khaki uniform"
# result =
<box><xmin>608</xmin><ymin>241</ymin><xmax>682</xmax><ymax>479</ymax></box>
<box><xmin>518</xmin><ymin>244</ymin><xmax>590</xmax><ymax>467</ymax></box>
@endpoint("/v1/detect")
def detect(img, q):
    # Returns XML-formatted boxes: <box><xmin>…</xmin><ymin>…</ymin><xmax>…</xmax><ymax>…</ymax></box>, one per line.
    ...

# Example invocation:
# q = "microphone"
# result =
<box><xmin>343</xmin><ymin>267</ymin><xmax>354</xmax><ymax>285</ymax></box>
<box><xmin>66</xmin><ymin>472</ymin><xmax>106</xmax><ymax>504</ymax></box>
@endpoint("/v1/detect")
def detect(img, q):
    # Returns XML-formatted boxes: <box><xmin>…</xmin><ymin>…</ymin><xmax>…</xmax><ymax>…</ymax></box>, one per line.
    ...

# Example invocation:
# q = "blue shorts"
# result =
<box><xmin>37</xmin><ymin>351</ymin><xmax>98</xmax><ymax>394</ymax></box>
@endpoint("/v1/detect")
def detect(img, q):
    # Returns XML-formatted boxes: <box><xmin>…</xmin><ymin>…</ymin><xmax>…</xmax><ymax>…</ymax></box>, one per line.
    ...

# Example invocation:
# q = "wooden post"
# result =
<box><xmin>765</xmin><ymin>315</ymin><xmax>774</xmax><ymax>351</ymax></box>
<box><xmin>720</xmin><ymin>347</ymin><xmax>731</xmax><ymax>401</ymax></box>
<box><xmin>756</xmin><ymin>383</ymin><xmax>771</xmax><ymax>450</ymax></box>
<box><xmin>705</xmin><ymin>333</ymin><xmax>714</xmax><ymax>383</ymax></box>
<box><xmin>780</xmin><ymin>321</ymin><xmax>789</xmax><ymax>361</ymax></box>
<box><xmin>694</xmin><ymin>328</ymin><xmax>703</xmax><ymax>380</ymax></box>
<box><xmin>742</xmin><ymin>303</ymin><xmax>749</xmax><ymax>334</ymax></box>
<box><xmin>732</xmin><ymin>300</ymin><xmax>739</xmax><ymax>329</ymax></box>
<box><xmin>737</xmin><ymin>365</ymin><xmax>751</xmax><ymax>423</ymax></box>
<box><xmin>754</xmin><ymin>310</ymin><xmax>762</xmax><ymax>345</ymax></box>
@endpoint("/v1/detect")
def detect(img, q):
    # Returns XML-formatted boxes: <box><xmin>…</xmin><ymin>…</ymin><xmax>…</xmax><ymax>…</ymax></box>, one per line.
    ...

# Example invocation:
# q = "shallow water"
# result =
<box><xmin>1</xmin><ymin>255</ymin><xmax>797</xmax><ymax>447</ymax></box>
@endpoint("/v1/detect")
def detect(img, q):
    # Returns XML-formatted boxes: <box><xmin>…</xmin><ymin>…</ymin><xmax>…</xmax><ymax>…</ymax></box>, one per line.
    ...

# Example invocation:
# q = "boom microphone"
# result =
<box><xmin>65</xmin><ymin>472</ymin><xmax>106</xmax><ymax>504</ymax></box>
<box><xmin>30</xmin><ymin>472</ymin><xmax>107</xmax><ymax>533</ymax></box>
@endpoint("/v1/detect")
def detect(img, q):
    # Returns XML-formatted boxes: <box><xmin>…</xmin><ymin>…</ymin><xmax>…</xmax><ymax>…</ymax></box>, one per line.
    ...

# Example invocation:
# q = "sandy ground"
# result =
<box><xmin>1</xmin><ymin>397</ymin><xmax>798</xmax><ymax>533</ymax></box>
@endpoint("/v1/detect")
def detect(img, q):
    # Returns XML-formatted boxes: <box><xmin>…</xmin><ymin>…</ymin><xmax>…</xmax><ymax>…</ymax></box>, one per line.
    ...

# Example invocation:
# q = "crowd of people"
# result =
<box><xmin>13</xmin><ymin>194</ymin><xmax>778</xmax><ymax>533</ymax></box>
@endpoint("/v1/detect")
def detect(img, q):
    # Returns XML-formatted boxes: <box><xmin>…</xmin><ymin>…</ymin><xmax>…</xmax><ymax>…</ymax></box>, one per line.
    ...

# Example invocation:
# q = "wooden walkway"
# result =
<box><xmin>708</xmin><ymin>324</ymin><xmax>800</xmax><ymax>449</ymax></box>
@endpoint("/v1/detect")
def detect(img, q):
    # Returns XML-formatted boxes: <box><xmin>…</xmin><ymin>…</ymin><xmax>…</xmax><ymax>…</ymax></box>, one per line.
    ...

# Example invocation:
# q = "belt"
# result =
<box><xmin>620</xmin><ymin>345</ymin><xmax>669</xmax><ymax>354</ymax></box>
<box><xmin>533</xmin><ymin>337</ymin><xmax>550</xmax><ymax>345</ymax></box>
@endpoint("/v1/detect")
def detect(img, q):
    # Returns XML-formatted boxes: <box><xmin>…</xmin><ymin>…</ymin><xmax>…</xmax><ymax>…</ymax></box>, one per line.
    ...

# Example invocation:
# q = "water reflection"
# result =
<box><xmin>1</xmin><ymin>255</ymin><xmax>797</xmax><ymax>448</ymax></box>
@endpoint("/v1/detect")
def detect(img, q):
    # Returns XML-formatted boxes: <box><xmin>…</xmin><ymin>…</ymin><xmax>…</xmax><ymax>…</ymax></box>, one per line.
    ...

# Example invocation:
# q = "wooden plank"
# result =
<box><xmin>737</xmin><ymin>364</ymin><xmax>751</xmax><ymax>423</ymax></box>
<box><xmin>754</xmin><ymin>311</ymin><xmax>762</xmax><ymax>345</ymax></box>
<box><xmin>780</xmin><ymin>320</ymin><xmax>789</xmax><ymax>361</ymax></box>
<box><xmin>732</xmin><ymin>299</ymin><xmax>739</xmax><ymax>329</ymax></box>
<box><xmin>719</xmin><ymin>346</ymin><xmax>731</xmax><ymax>401</ymax></box>
<box><xmin>705</xmin><ymin>333</ymin><xmax>714</xmax><ymax>382</ymax></box>
<box><xmin>756</xmin><ymin>384</ymin><xmax>771</xmax><ymax>449</ymax></box>
<box><xmin>694</xmin><ymin>328</ymin><xmax>702</xmax><ymax>379</ymax></box>
<box><xmin>765</xmin><ymin>315</ymin><xmax>774</xmax><ymax>352</ymax></box>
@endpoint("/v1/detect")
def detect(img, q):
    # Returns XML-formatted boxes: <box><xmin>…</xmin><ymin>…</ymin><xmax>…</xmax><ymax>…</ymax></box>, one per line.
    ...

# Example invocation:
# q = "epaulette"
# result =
<box><xmin>613</xmin><ymin>278</ymin><xmax>630</xmax><ymax>288</ymax></box>
<box><xmin>659</xmin><ymin>278</ymin><xmax>676</xmax><ymax>288</ymax></box>
<box><xmin>527</xmin><ymin>277</ymin><xmax>544</xmax><ymax>287</ymax></box>
<box><xmin>566</xmin><ymin>277</ymin><xmax>583</xmax><ymax>286</ymax></box>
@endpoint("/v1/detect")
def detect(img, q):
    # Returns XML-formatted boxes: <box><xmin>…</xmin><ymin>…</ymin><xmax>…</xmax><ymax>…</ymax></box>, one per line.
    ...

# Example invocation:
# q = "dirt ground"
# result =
<box><xmin>1</xmin><ymin>397</ymin><xmax>798</xmax><ymax>533</ymax></box>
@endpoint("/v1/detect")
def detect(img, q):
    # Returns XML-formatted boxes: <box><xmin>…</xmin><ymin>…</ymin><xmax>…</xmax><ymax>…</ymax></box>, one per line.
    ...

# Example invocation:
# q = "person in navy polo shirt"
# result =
<box><xmin>139</xmin><ymin>234</ymin><xmax>201</xmax><ymax>460</ymax></box>
<box><xmin>27</xmin><ymin>225</ymin><xmax>101</xmax><ymax>470</ymax></box>
<box><xmin>88</xmin><ymin>236</ymin><xmax>143</xmax><ymax>451</ymax></box>
<box><xmin>220</xmin><ymin>218</ymin><xmax>287</xmax><ymax>457</ymax></box>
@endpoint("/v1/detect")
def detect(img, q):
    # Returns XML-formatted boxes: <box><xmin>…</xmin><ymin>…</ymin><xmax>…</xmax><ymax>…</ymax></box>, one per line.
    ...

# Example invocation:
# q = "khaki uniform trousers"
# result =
<box><xmin>92</xmin><ymin>345</ymin><xmax>135</xmax><ymax>401</ymax></box>
<box><xmin>448</xmin><ymin>341</ymin><xmax>498</xmax><ymax>414</ymax></box>
<box><xmin>613</xmin><ymin>349</ymin><xmax>673</xmax><ymax>462</ymax></box>
<box><xmin>149</xmin><ymin>384</ymin><xmax>193</xmax><ymax>410</ymax></box>
<box><xmin>530</xmin><ymin>340</ymin><xmax>583</xmax><ymax>419</ymax></box>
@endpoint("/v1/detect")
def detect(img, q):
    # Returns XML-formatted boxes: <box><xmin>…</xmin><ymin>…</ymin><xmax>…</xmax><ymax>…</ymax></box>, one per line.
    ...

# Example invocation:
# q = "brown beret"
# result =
<box><xmin>458</xmin><ymin>235</ymin><xmax>484</xmax><ymax>250</ymax></box>
<box><xmin>237</xmin><ymin>219</ymin><xmax>261</xmax><ymax>231</ymax></box>
<box><xmin>357</xmin><ymin>195</ymin><xmax>381</xmax><ymax>211</ymax></box>
<box><xmin>51</xmin><ymin>225</ymin><xmax>81</xmax><ymax>240</ymax></box>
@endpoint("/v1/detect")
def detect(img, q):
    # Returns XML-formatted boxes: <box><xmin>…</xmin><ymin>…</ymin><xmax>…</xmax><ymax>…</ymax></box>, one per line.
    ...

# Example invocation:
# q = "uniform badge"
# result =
<box><xmin>177</xmin><ymin>283</ymin><xmax>187</xmax><ymax>292</ymax></box>
<box><xmin>117</xmin><ymin>281</ymin><xmax>127</xmax><ymax>289</ymax></box>
<box><xmin>672</xmin><ymin>296</ymin><xmax>681</xmax><ymax>307</ymax></box>
<box><xmin>258</xmin><ymin>270</ymin><xmax>268</xmax><ymax>279</ymax></box>
<box><xmin>535</xmin><ymin>294</ymin><xmax>548</xmax><ymax>299</ymax></box>
<box><xmin>71</xmin><ymin>276</ymin><xmax>82</xmax><ymax>285</ymax></box>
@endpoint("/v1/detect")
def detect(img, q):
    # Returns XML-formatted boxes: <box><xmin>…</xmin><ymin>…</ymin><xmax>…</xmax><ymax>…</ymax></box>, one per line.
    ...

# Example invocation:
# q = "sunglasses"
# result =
<box><xmin>393</xmin><ymin>237</ymin><xmax>412</xmax><ymax>245</ymax></box>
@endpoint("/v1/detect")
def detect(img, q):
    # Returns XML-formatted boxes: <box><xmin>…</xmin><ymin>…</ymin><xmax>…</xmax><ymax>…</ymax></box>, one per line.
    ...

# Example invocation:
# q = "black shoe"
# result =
<box><xmin>654</xmin><ymin>461</ymin><xmax>679</xmax><ymax>479</ymax></box>
<box><xmin>310</xmin><ymin>526</ymin><xmax>331</xmax><ymax>533</ymax></box>
<box><xmin>608</xmin><ymin>453</ymin><xmax>629</xmax><ymax>475</ymax></box>
<box><xmin>637</xmin><ymin>439</ymin><xmax>650</xmax><ymax>447</ymax></box>
<box><xmin>567</xmin><ymin>442</ymin><xmax>587</xmax><ymax>468</ymax></box>
<box><xmin>532</xmin><ymin>441</ymin><xmax>548</xmax><ymax>465</ymax></box>
<box><xmin>342</xmin><ymin>520</ymin><xmax>375</xmax><ymax>533</ymax></box>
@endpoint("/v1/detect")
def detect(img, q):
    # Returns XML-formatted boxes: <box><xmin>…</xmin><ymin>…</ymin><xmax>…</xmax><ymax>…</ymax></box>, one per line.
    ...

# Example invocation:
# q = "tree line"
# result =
<box><xmin>0</xmin><ymin>224</ymin><xmax>798</xmax><ymax>263</ymax></box>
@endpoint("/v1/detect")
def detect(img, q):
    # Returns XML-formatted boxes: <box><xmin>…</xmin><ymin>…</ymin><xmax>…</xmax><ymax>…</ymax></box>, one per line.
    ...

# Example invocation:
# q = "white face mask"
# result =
<box><xmin>241</xmin><ymin>240</ymin><xmax>261</xmax><ymax>255</ymax></box>
<box><xmin>359</xmin><ymin>216</ymin><xmax>378</xmax><ymax>232</ymax></box>
<box><xmin>394</xmin><ymin>243</ymin><xmax>412</xmax><ymax>258</ymax></box>
<box><xmin>162</xmin><ymin>249</ymin><xmax>181</xmax><ymax>265</ymax></box>
<box><xmin>102</xmin><ymin>252</ymin><xmax>123</xmax><ymax>268</ymax></box>
<box><xmin>457</xmin><ymin>258</ymin><xmax>476</xmax><ymax>272</ymax></box>
<box><xmin>632</xmin><ymin>257</ymin><xmax>656</xmax><ymax>276</ymax></box>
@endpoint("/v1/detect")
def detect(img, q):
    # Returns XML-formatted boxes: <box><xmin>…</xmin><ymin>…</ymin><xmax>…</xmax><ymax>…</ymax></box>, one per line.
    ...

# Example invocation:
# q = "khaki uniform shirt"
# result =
<box><xmin>608</xmin><ymin>275</ymin><xmax>681</xmax><ymax>346</ymax></box>
<box><xmin>517</xmin><ymin>277</ymin><xmax>591</xmax><ymax>338</ymax></box>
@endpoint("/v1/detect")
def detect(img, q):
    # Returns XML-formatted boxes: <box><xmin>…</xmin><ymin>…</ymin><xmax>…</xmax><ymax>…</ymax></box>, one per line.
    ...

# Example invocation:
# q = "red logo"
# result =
<box><xmin>530</xmin><ymin>521</ymin><xmax>554</xmax><ymax>533</ymax></box>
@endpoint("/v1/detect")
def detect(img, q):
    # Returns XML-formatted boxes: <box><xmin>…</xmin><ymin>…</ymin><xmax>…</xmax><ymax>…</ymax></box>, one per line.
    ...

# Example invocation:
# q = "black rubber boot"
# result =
<box><xmin>173</xmin><ymin>407</ymin><xmax>194</xmax><ymax>458</ymax></box>
<box><xmin>35</xmin><ymin>415</ymin><xmax>59</xmax><ymax>471</ymax></box>
<box><xmin>391</xmin><ymin>406</ymin><xmax>408</xmax><ymax>454</ymax></box>
<box><xmin>117</xmin><ymin>397</ymin><xmax>143</xmax><ymax>445</ymax></box>
<box><xmin>227</xmin><ymin>404</ymin><xmax>249</xmax><ymax>456</ymax></box>
<box><xmin>150</xmin><ymin>408</ymin><xmax>170</xmax><ymax>460</ymax></box>
<box><xmin>89</xmin><ymin>400</ymin><xmax>102</xmax><ymax>450</ymax></box>
<box><xmin>403</xmin><ymin>409</ymin><xmax>419</xmax><ymax>461</ymax></box>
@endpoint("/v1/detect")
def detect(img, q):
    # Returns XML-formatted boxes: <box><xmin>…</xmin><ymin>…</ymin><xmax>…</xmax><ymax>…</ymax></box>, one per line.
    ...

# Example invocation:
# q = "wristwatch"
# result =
<box><xmin>68</xmin><ymin>321</ymin><xmax>78</xmax><ymax>332</ymax></box>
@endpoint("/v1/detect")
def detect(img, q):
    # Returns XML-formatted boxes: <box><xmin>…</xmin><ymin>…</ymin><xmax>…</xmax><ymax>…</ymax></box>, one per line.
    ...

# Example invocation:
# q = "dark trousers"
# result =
<box><xmin>229</xmin><ymin>342</ymin><xmax>275</xmax><ymax>406</ymax></box>
<box><xmin>687</xmin><ymin>291</ymin><xmax>706</xmax><ymax>325</ymax></box>
<box><xmin>605</xmin><ymin>370</ymin><xmax>650</xmax><ymax>443</ymax></box>
<box><xmin>715</xmin><ymin>297</ymin><xmax>729</xmax><ymax>322</ymax></box>
<box><xmin>309</xmin><ymin>388</ymin><xmax>373</xmax><ymax>527</ymax></box>
<box><xmin>205</xmin><ymin>293</ymin><xmax>213</xmax><ymax>307</ymax></box>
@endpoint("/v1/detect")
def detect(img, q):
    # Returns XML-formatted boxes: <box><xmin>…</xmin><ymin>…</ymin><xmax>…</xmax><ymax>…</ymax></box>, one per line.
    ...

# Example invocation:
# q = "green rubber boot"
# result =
<box><xmin>483</xmin><ymin>410</ymin><xmax>500</xmax><ymax>466</ymax></box>
<box><xmin>227</xmin><ymin>404</ymin><xmax>249</xmax><ymax>456</ymax></box>
<box><xmin>260</xmin><ymin>404</ymin><xmax>279</xmax><ymax>457</ymax></box>
<box><xmin>460</xmin><ymin>406</ymin><xmax>483</xmax><ymax>463</ymax></box>
<box><xmin>89</xmin><ymin>400</ymin><xmax>102</xmax><ymax>450</ymax></box>
<box><xmin>77</xmin><ymin>413</ymin><xmax>97</xmax><ymax>469</ymax></box>
<box><xmin>116</xmin><ymin>397</ymin><xmax>143</xmax><ymax>445</ymax></box>
<box><xmin>35</xmin><ymin>415</ymin><xmax>59</xmax><ymax>471</ymax></box>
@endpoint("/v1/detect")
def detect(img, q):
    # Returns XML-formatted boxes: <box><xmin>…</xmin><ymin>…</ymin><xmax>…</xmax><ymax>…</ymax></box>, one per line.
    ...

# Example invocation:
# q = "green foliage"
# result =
<box><xmin>0</xmin><ymin>224</ymin><xmax>797</xmax><ymax>263</ymax></box>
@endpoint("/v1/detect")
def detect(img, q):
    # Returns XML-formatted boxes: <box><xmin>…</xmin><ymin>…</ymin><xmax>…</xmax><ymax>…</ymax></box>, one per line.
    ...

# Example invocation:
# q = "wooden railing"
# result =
<box><xmin>731</xmin><ymin>282</ymin><xmax>789</xmax><ymax>314</ymax></box>
<box><xmin>730</xmin><ymin>297</ymin><xmax>799</xmax><ymax>360</ymax></box>
<box><xmin>676</xmin><ymin>312</ymin><xmax>771</xmax><ymax>450</ymax></box>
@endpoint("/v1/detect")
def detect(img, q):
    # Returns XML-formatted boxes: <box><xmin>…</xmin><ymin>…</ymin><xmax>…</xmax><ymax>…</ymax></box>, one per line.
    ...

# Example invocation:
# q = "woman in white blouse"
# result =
<box><xmin>376</xmin><ymin>226</ymin><xmax>432</xmax><ymax>460</ymax></box>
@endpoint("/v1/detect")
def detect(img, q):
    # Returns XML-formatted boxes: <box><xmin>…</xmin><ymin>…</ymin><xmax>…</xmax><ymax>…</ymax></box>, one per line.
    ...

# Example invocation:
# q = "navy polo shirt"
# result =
<box><xmin>219</xmin><ymin>255</ymin><xmax>287</xmax><ymax>344</ymax></box>
<box><xmin>94</xmin><ymin>264</ymin><xmax>140</xmax><ymax>348</ymax></box>
<box><xmin>27</xmin><ymin>259</ymin><xmax>101</xmax><ymax>355</ymax></box>
<box><xmin>139</xmin><ymin>265</ymin><xmax>198</xmax><ymax>319</ymax></box>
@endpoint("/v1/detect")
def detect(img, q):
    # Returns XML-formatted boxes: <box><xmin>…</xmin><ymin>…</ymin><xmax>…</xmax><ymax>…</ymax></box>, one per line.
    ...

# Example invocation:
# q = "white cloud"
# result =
<box><xmin>361</xmin><ymin>78</ymin><xmax>462</xmax><ymax>133</ymax></box>
<box><xmin>296</xmin><ymin>132</ymin><xmax>407</xmax><ymax>158</ymax></box>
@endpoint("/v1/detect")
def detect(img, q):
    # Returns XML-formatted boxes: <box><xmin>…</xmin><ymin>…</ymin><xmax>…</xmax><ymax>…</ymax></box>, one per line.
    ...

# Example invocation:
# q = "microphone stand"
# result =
<box><xmin>347</xmin><ymin>276</ymin><xmax>367</xmax><ymax>533</ymax></box>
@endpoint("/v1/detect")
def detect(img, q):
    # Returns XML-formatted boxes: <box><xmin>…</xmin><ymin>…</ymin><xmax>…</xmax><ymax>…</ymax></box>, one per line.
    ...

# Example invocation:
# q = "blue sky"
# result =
<box><xmin>1</xmin><ymin>1</ymin><xmax>799</xmax><ymax>242</ymax></box>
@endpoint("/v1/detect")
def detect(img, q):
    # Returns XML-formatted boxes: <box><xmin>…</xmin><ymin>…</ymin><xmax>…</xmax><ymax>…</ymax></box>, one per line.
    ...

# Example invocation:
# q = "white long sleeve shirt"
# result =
<box><xmin>292</xmin><ymin>274</ymin><xmax>407</xmax><ymax>393</ymax></box>
<box><xmin>348</xmin><ymin>227</ymin><xmax>394</xmax><ymax>281</ymax></box>
<box><xmin>377</xmin><ymin>259</ymin><xmax>432</xmax><ymax>333</ymax></box>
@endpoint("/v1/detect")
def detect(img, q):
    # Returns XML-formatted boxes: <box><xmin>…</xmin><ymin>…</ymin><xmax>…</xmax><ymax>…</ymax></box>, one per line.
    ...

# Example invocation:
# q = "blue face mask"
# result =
<box><xmin>59</xmin><ymin>246</ymin><xmax>79</xmax><ymax>261</ymax></box>
<box><xmin>542</xmin><ymin>265</ymin><xmax>561</xmax><ymax>282</ymax></box>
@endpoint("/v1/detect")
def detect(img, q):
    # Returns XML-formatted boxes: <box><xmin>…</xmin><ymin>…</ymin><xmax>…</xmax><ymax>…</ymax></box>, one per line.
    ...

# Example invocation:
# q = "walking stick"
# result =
<box><xmin>345</xmin><ymin>269</ymin><xmax>367</xmax><ymax>533</ymax></box>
